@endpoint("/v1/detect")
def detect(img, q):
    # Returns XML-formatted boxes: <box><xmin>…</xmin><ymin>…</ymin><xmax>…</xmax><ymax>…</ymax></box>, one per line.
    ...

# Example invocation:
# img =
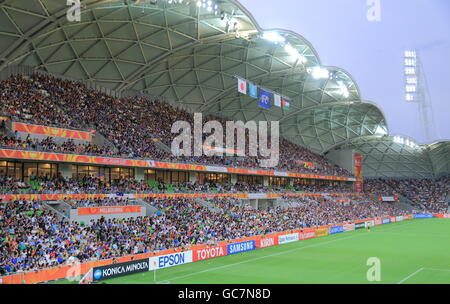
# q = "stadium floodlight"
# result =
<box><xmin>375</xmin><ymin>126</ymin><xmax>387</xmax><ymax>135</ymax></box>
<box><xmin>404</xmin><ymin>50</ymin><xmax>416</xmax><ymax>58</ymax></box>
<box><xmin>337</xmin><ymin>80</ymin><xmax>349</xmax><ymax>98</ymax></box>
<box><xmin>403</xmin><ymin>49</ymin><xmax>439</xmax><ymax>141</ymax></box>
<box><xmin>283</xmin><ymin>44</ymin><xmax>307</xmax><ymax>63</ymax></box>
<box><xmin>406</xmin><ymin>77</ymin><xmax>417</xmax><ymax>85</ymax></box>
<box><xmin>405</xmin><ymin>85</ymin><xmax>416</xmax><ymax>93</ymax></box>
<box><xmin>393</xmin><ymin>135</ymin><xmax>419</xmax><ymax>148</ymax></box>
<box><xmin>405</xmin><ymin>93</ymin><xmax>414</xmax><ymax>101</ymax></box>
<box><xmin>405</xmin><ymin>58</ymin><xmax>416</xmax><ymax>67</ymax></box>
<box><xmin>262</xmin><ymin>32</ymin><xmax>286</xmax><ymax>43</ymax></box>
<box><xmin>404</xmin><ymin>67</ymin><xmax>415</xmax><ymax>75</ymax></box>
<box><xmin>310</xmin><ymin>67</ymin><xmax>330</xmax><ymax>79</ymax></box>
<box><xmin>393</xmin><ymin>136</ymin><xmax>404</xmax><ymax>144</ymax></box>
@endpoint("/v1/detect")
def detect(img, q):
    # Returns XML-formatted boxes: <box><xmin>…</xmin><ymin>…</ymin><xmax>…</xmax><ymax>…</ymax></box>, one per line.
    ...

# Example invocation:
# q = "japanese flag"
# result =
<box><xmin>238</xmin><ymin>78</ymin><xmax>247</xmax><ymax>94</ymax></box>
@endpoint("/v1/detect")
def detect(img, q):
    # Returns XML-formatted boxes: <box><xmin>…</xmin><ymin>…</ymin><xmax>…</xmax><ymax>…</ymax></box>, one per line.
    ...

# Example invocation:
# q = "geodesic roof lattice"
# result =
<box><xmin>0</xmin><ymin>0</ymin><xmax>448</xmax><ymax>178</ymax></box>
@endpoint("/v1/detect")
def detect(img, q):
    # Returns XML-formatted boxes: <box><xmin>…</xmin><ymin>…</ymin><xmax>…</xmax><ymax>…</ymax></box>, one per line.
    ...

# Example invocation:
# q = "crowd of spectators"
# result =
<box><xmin>0</xmin><ymin>134</ymin><xmax>111</xmax><ymax>156</ymax></box>
<box><xmin>364</xmin><ymin>176</ymin><xmax>449</xmax><ymax>213</ymax></box>
<box><xmin>0</xmin><ymin>174</ymin><xmax>354</xmax><ymax>195</ymax></box>
<box><xmin>0</xmin><ymin>73</ymin><xmax>352</xmax><ymax>177</ymax></box>
<box><xmin>0</xmin><ymin>75</ymin><xmax>80</xmax><ymax>128</ymax></box>
<box><xmin>0</xmin><ymin>196</ymin><xmax>405</xmax><ymax>275</ymax></box>
<box><xmin>0</xmin><ymin>175</ymin><xmax>152</xmax><ymax>195</ymax></box>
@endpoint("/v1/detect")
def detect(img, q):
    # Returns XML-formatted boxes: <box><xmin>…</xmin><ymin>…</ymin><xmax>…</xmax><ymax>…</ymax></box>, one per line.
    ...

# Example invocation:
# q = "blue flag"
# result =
<box><xmin>249</xmin><ymin>83</ymin><xmax>258</xmax><ymax>98</ymax></box>
<box><xmin>258</xmin><ymin>89</ymin><xmax>271</xmax><ymax>110</ymax></box>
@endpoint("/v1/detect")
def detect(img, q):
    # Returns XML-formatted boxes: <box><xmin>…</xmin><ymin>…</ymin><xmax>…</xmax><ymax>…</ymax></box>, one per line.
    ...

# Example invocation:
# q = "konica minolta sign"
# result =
<box><xmin>93</xmin><ymin>258</ymin><xmax>150</xmax><ymax>281</ymax></box>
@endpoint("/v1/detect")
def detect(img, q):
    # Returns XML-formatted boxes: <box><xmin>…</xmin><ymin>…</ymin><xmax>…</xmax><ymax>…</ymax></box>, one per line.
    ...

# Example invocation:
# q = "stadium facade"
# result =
<box><xmin>0</xmin><ymin>0</ymin><xmax>448</xmax><ymax>179</ymax></box>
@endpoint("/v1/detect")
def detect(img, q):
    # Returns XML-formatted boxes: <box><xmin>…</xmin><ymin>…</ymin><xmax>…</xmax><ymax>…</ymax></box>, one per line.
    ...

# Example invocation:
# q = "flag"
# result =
<box><xmin>258</xmin><ymin>89</ymin><xmax>271</xmax><ymax>110</ymax></box>
<box><xmin>249</xmin><ymin>83</ymin><xmax>258</xmax><ymax>98</ymax></box>
<box><xmin>238</xmin><ymin>78</ymin><xmax>247</xmax><ymax>94</ymax></box>
<box><xmin>282</xmin><ymin>98</ymin><xmax>290</xmax><ymax>109</ymax></box>
<box><xmin>274</xmin><ymin>94</ymin><xmax>282</xmax><ymax>107</ymax></box>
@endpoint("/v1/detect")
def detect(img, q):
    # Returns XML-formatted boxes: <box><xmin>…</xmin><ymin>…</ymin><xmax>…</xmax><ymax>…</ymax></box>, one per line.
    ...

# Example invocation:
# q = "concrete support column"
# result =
<box><xmin>59</xmin><ymin>164</ymin><xmax>72</xmax><ymax>179</ymax></box>
<box><xmin>263</xmin><ymin>176</ymin><xmax>269</xmax><ymax>186</ymax></box>
<box><xmin>135</xmin><ymin>168</ymin><xmax>145</xmax><ymax>181</ymax></box>
<box><xmin>189</xmin><ymin>172</ymin><xmax>197</xmax><ymax>183</ymax></box>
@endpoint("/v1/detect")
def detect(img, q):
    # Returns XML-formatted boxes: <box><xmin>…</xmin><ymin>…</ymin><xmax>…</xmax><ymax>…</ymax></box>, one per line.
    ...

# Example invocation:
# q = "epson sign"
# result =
<box><xmin>93</xmin><ymin>258</ymin><xmax>150</xmax><ymax>281</ymax></box>
<box><xmin>149</xmin><ymin>251</ymin><xmax>193</xmax><ymax>270</ymax></box>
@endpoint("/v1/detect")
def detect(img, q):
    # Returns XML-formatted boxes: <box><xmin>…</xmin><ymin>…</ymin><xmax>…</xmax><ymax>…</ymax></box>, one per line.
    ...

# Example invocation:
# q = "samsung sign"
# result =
<box><xmin>382</xmin><ymin>218</ymin><xmax>390</xmax><ymax>224</ymax></box>
<box><xmin>227</xmin><ymin>241</ymin><xmax>256</xmax><ymax>255</ymax></box>
<box><xmin>278</xmin><ymin>233</ymin><xmax>299</xmax><ymax>245</ymax></box>
<box><xmin>93</xmin><ymin>258</ymin><xmax>150</xmax><ymax>281</ymax></box>
<box><xmin>149</xmin><ymin>251</ymin><xmax>192</xmax><ymax>270</ymax></box>
<box><xmin>413</xmin><ymin>214</ymin><xmax>434</xmax><ymax>219</ymax></box>
<box><xmin>329</xmin><ymin>226</ymin><xmax>344</xmax><ymax>234</ymax></box>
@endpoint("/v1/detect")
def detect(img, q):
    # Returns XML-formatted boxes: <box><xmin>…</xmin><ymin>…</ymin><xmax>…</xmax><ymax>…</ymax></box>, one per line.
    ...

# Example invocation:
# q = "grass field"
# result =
<box><xmin>54</xmin><ymin>219</ymin><xmax>450</xmax><ymax>284</ymax></box>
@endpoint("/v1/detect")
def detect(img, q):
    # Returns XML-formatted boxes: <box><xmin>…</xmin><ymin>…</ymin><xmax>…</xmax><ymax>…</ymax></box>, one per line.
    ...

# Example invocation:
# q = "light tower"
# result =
<box><xmin>403</xmin><ymin>50</ymin><xmax>439</xmax><ymax>143</ymax></box>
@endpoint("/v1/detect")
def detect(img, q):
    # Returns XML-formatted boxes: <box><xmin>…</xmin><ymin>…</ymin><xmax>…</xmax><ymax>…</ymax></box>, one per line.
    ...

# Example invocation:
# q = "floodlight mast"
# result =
<box><xmin>403</xmin><ymin>50</ymin><xmax>439</xmax><ymax>143</ymax></box>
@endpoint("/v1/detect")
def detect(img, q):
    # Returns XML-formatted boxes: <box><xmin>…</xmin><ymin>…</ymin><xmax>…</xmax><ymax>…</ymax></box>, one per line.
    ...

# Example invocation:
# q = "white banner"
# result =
<box><xmin>343</xmin><ymin>223</ymin><xmax>355</xmax><ymax>232</ymax></box>
<box><xmin>381</xmin><ymin>196</ymin><xmax>395</xmax><ymax>202</ymax></box>
<box><xmin>274</xmin><ymin>171</ymin><xmax>289</xmax><ymax>177</ymax></box>
<box><xmin>205</xmin><ymin>166</ymin><xmax>228</xmax><ymax>173</ymax></box>
<box><xmin>278</xmin><ymin>233</ymin><xmax>299</xmax><ymax>245</ymax></box>
<box><xmin>149</xmin><ymin>251</ymin><xmax>192</xmax><ymax>270</ymax></box>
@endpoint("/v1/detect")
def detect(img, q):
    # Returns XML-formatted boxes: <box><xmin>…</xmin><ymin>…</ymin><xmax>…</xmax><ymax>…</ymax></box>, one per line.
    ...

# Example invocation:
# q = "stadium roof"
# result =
<box><xmin>0</xmin><ymin>0</ymin><xmax>448</xmax><ymax>178</ymax></box>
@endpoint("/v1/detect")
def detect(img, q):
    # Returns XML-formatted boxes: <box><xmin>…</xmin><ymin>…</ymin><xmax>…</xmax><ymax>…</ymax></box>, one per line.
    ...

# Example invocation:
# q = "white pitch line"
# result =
<box><xmin>424</xmin><ymin>268</ymin><xmax>450</xmax><ymax>273</ymax></box>
<box><xmin>397</xmin><ymin>267</ymin><xmax>424</xmax><ymax>284</ymax></box>
<box><xmin>156</xmin><ymin>220</ymin><xmax>416</xmax><ymax>284</ymax></box>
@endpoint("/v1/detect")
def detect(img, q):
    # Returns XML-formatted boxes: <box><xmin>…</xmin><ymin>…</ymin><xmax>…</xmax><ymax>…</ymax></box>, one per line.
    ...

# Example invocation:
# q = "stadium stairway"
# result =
<box><xmin>392</xmin><ymin>200</ymin><xmax>417</xmax><ymax>213</ymax></box>
<box><xmin>0</xmin><ymin>118</ymin><xmax>16</xmax><ymax>138</ymax></box>
<box><xmin>43</xmin><ymin>201</ymin><xmax>69</xmax><ymax>220</ymax></box>
<box><xmin>194</xmin><ymin>198</ymin><xmax>221</xmax><ymax>213</ymax></box>
<box><xmin>397</xmin><ymin>194</ymin><xmax>416</xmax><ymax>208</ymax></box>
<box><xmin>133</xmin><ymin>199</ymin><xmax>158</xmax><ymax>216</ymax></box>
<box><xmin>153</xmin><ymin>138</ymin><xmax>172</xmax><ymax>154</ymax></box>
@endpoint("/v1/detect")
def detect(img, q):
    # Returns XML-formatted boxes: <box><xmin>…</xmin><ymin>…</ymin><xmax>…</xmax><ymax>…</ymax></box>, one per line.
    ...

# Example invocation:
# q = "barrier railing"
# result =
<box><xmin>0</xmin><ymin>213</ymin><xmax>422</xmax><ymax>284</ymax></box>
<box><xmin>0</xmin><ymin>192</ymin><xmax>369</xmax><ymax>202</ymax></box>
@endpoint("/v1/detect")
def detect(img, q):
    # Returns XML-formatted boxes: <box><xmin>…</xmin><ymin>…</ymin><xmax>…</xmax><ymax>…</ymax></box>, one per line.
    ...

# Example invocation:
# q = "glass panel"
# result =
<box><xmin>111</xmin><ymin>168</ymin><xmax>120</xmax><ymax>180</ymax></box>
<box><xmin>171</xmin><ymin>171</ymin><xmax>179</xmax><ymax>183</ymax></box>
<box><xmin>88</xmin><ymin>166</ymin><xmax>99</xmax><ymax>177</ymax></box>
<box><xmin>24</xmin><ymin>163</ymin><xmax>38</xmax><ymax>180</ymax></box>
<box><xmin>0</xmin><ymin>166</ymin><xmax>6</xmax><ymax>177</ymax></box>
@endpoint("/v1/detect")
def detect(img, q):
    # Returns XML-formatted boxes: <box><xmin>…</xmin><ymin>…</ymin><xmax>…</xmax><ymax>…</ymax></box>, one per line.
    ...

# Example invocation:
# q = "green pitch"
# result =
<box><xmin>54</xmin><ymin>219</ymin><xmax>450</xmax><ymax>284</ymax></box>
